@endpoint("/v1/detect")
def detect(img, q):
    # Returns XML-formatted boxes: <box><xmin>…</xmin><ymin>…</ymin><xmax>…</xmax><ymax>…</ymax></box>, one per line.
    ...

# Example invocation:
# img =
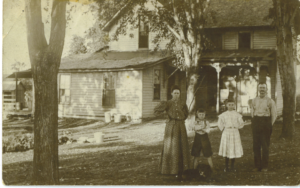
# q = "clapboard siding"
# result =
<box><xmin>253</xmin><ymin>31</ymin><xmax>276</xmax><ymax>49</ymax></box>
<box><xmin>142</xmin><ymin>64</ymin><xmax>168</xmax><ymax>117</ymax></box>
<box><xmin>276</xmin><ymin>66</ymin><xmax>283</xmax><ymax>115</ymax></box>
<box><xmin>149</xmin><ymin>31</ymin><xmax>170</xmax><ymax>50</ymax></box>
<box><xmin>58</xmin><ymin>71</ymin><xmax>143</xmax><ymax>118</ymax></box>
<box><xmin>223</xmin><ymin>32</ymin><xmax>238</xmax><ymax>50</ymax></box>
<box><xmin>109</xmin><ymin>24</ymin><xmax>139</xmax><ymax>51</ymax></box>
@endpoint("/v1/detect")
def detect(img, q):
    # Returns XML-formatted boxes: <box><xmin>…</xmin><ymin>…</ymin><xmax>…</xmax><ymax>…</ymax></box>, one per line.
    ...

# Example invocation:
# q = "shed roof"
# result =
<box><xmin>59</xmin><ymin>51</ymin><xmax>174</xmax><ymax>71</ymax></box>
<box><xmin>3</xmin><ymin>81</ymin><xmax>22</xmax><ymax>91</ymax></box>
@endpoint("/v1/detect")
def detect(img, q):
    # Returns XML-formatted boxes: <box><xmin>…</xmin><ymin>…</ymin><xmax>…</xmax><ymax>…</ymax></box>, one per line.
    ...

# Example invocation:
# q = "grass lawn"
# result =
<box><xmin>2</xmin><ymin>118</ymin><xmax>300</xmax><ymax>185</ymax></box>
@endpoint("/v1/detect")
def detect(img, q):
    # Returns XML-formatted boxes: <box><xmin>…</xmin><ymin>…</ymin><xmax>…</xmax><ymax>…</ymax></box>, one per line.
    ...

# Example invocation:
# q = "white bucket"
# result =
<box><xmin>105</xmin><ymin>112</ymin><xmax>111</xmax><ymax>123</ymax></box>
<box><xmin>114</xmin><ymin>114</ymin><xmax>122</xmax><ymax>123</ymax></box>
<box><xmin>15</xmin><ymin>102</ymin><xmax>20</xmax><ymax>110</ymax></box>
<box><xmin>94</xmin><ymin>132</ymin><xmax>104</xmax><ymax>143</ymax></box>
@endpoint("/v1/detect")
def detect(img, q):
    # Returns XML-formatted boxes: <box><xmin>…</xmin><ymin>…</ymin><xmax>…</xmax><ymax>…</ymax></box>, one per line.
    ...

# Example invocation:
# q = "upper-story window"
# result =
<box><xmin>139</xmin><ymin>17</ymin><xmax>149</xmax><ymax>49</ymax></box>
<box><xmin>211</xmin><ymin>33</ymin><xmax>223</xmax><ymax>50</ymax></box>
<box><xmin>239</xmin><ymin>32</ymin><xmax>251</xmax><ymax>49</ymax></box>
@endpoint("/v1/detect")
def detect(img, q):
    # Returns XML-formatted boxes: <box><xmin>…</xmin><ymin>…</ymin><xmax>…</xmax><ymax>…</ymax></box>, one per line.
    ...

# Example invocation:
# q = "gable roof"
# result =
<box><xmin>102</xmin><ymin>0</ymin><xmax>274</xmax><ymax>32</ymax></box>
<box><xmin>59</xmin><ymin>51</ymin><xmax>174</xmax><ymax>71</ymax></box>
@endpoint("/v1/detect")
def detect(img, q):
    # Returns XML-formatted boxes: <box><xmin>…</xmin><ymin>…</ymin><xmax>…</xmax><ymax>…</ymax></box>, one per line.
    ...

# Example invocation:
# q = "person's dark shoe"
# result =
<box><xmin>252</xmin><ymin>168</ymin><xmax>260</xmax><ymax>172</ymax></box>
<box><xmin>261</xmin><ymin>168</ymin><xmax>268</xmax><ymax>172</ymax></box>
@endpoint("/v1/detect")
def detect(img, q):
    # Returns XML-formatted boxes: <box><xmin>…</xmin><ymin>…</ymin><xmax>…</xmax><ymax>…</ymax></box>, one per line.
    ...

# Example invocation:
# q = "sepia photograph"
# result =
<box><xmin>2</xmin><ymin>0</ymin><xmax>300</xmax><ymax>185</ymax></box>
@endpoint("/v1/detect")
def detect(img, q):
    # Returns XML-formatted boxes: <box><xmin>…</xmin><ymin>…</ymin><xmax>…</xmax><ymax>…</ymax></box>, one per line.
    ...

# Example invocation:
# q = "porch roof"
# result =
<box><xmin>59</xmin><ymin>51</ymin><xmax>174</xmax><ymax>71</ymax></box>
<box><xmin>6</xmin><ymin>69</ymin><xmax>32</xmax><ymax>79</ymax></box>
<box><xmin>3</xmin><ymin>81</ymin><xmax>21</xmax><ymax>91</ymax></box>
<box><xmin>200</xmin><ymin>50</ymin><xmax>275</xmax><ymax>63</ymax></box>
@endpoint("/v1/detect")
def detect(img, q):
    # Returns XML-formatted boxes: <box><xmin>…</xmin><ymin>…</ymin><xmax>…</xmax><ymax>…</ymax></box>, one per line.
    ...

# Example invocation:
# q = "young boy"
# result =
<box><xmin>191</xmin><ymin>109</ymin><xmax>214</xmax><ymax>171</ymax></box>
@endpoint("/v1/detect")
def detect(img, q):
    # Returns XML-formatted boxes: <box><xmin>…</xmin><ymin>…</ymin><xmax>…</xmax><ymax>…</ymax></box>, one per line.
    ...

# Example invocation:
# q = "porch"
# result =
<box><xmin>197</xmin><ymin>50</ymin><xmax>276</xmax><ymax>116</ymax></box>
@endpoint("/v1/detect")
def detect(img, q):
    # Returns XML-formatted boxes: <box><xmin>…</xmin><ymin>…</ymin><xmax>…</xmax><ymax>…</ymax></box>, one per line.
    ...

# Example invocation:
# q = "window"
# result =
<box><xmin>59</xmin><ymin>74</ymin><xmax>71</xmax><ymax>104</ymax></box>
<box><xmin>139</xmin><ymin>17</ymin><xmax>149</xmax><ymax>49</ymax></box>
<box><xmin>211</xmin><ymin>33</ymin><xmax>223</xmax><ymax>50</ymax></box>
<box><xmin>238</xmin><ymin>32</ymin><xmax>251</xmax><ymax>49</ymax></box>
<box><xmin>102</xmin><ymin>72</ymin><xmax>116</xmax><ymax>107</ymax></box>
<box><xmin>153</xmin><ymin>69</ymin><xmax>161</xmax><ymax>100</ymax></box>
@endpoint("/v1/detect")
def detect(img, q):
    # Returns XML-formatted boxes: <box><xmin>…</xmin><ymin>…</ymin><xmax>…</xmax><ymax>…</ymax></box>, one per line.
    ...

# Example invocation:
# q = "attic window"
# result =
<box><xmin>139</xmin><ymin>17</ymin><xmax>149</xmax><ymax>49</ymax></box>
<box><xmin>238</xmin><ymin>33</ymin><xmax>251</xmax><ymax>49</ymax></box>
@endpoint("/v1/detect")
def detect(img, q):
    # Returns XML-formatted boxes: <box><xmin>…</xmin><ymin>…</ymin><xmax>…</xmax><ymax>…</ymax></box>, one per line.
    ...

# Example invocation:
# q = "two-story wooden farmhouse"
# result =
<box><xmin>57</xmin><ymin>0</ymin><xmax>283</xmax><ymax>119</ymax></box>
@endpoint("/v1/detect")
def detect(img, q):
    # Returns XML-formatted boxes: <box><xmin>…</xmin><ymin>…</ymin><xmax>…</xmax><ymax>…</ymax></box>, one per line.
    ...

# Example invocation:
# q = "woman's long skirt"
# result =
<box><xmin>159</xmin><ymin>120</ymin><xmax>191</xmax><ymax>174</ymax></box>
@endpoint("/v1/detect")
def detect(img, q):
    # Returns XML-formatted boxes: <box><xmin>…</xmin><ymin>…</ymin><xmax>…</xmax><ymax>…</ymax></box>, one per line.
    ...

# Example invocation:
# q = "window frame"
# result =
<box><xmin>138</xmin><ymin>16</ymin><xmax>149</xmax><ymax>49</ymax></box>
<box><xmin>153</xmin><ymin>69</ymin><xmax>161</xmax><ymax>101</ymax></box>
<box><xmin>59</xmin><ymin>74</ymin><xmax>71</xmax><ymax>105</ymax></box>
<box><xmin>238</xmin><ymin>32</ymin><xmax>252</xmax><ymax>50</ymax></box>
<box><xmin>102</xmin><ymin>72</ymin><xmax>116</xmax><ymax>107</ymax></box>
<box><xmin>211</xmin><ymin>32</ymin><xmax>223</xmax><ymax>50</ymax></box>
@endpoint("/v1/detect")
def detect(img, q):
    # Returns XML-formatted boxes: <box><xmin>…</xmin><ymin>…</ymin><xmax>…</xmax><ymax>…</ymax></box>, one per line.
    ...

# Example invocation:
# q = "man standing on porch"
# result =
<box><xmin>250</xmin><ymin>83</ymin><xmax>277</xmax><ymax>172</ymax></box>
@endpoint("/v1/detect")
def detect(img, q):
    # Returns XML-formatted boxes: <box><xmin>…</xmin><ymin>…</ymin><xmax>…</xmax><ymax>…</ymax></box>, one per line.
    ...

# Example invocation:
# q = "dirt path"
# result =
<box><xmin>2</xmin><ymin>119</ymin><xmax>300</xmax><ymax>185</ymax></box>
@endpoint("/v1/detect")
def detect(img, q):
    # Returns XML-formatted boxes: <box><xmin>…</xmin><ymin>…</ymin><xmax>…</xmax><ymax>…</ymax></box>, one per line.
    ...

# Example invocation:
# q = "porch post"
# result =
<box><xmin>15</xmin><ymin>72</ymin><xmax>18</xmax><ymax>103</ymax></box>
<box><xmin>32</xmin><ymin>79</ymin><xmax>35</xmax><ymax>118</ymax></box>
<box><xmin>211</xmin><ymin>63</ymin><xmax>226</xmax><ymax>114</ymax></box>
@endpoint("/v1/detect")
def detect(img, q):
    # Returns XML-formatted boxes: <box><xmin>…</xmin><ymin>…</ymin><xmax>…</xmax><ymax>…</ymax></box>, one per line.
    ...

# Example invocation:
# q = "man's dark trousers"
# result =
<box><xmin>251</xmin><ymin>116</ymin><xmax>272</xmax><ymax>169</ymax></box>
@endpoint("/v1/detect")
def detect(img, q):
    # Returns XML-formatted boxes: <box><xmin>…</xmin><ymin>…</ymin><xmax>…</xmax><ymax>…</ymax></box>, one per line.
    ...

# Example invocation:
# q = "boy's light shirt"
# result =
<box><xmin>193</xmin><ymin>119</ymin><xmax>210</xmax><ymax>135</ymax></box>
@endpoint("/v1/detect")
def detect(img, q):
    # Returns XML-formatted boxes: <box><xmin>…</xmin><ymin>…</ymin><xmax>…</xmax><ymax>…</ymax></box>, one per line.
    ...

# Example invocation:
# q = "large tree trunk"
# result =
<box><xmin>274</xmin><ymin>0</ymin><xmax>297</xmax><ymax>139</ymax></box>
<box><xmin>25</xmin><ymin>0</ymin><xmax>66</xmax><ymax>184</ymax></box>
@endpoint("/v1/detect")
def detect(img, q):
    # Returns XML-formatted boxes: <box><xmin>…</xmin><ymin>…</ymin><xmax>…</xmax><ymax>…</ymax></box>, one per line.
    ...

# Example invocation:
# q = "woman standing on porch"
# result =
<box><xmin>154</xmin><ymin>85</ymin><xmax>191</xmax><ymax>180</ymax></box>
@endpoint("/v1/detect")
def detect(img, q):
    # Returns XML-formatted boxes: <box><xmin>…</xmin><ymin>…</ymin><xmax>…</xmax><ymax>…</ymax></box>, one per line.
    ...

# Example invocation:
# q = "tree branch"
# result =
<box><xmin>25</xmin><ymin>0</ymin><xmax>48</xmax><ymax>64</ymax></box>
<box><xmin>290</xmin><ymin>4</ymin><xmax>298</xmax><ymax>26</ymax></box>
<box><xmin>48</xmin><ymin>0</ymin><xmax>67</xmax><ymax>59</ymax></box>
<box><xmin>164</xmin><ymin>22</ymin><xmax>181</xmax><ymax>40</ymax></box>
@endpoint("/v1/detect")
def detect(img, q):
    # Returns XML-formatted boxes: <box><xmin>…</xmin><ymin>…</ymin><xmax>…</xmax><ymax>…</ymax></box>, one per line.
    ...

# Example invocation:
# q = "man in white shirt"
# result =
<box><xmin>251</xmin><ymin>83</ymin><xmax>277</xmax><ymax>172</ymax></box>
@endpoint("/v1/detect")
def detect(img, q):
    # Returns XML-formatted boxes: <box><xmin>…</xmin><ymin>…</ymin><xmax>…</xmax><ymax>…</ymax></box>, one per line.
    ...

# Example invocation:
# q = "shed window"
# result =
<box><xmin>153</xmin><ymin>69</ymin><xmax>161</xmax><ymax>100</ymax></box>
<box><xmin>59</xmin><ymin>74</ymin><xmax>71</xmax><ymax>104</ymax></box>
<box><xmin>139</xmin><ymin>17</ymin><xmax>149</xmax><ymax>49</ymax></box>
<box><xmin>102</xmin><ymin>73</ymin><xmax>116</xmax><ymax>107</ymax></box>
<box><xmin>239</xmin><ymin>33</ymin><xmax>251</xmax><ymax>49</ymax></box>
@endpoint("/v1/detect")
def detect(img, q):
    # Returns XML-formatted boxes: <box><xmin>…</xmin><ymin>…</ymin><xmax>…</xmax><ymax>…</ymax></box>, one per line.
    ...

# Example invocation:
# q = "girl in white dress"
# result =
<box><xmin>218</xmin><ymin>99</ymin><xmax>244</xmax><ymax>172</ymax></box>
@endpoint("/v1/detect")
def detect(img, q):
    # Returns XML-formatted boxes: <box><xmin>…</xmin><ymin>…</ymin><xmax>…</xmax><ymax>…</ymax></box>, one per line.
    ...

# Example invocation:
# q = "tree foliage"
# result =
<box><xmin>69</xmin><ymin>35</ymin><xmax>87</xmax><ymax>55</ymax></box>
<box><xmin>84</xmin><ymin>20</ymin><xmax>110</xmax><ymax>53</ymax></box>
<box><xmin>93</xmin><ymin>0</ymin><xmax>215</xmax><ymax>69</ymax></box>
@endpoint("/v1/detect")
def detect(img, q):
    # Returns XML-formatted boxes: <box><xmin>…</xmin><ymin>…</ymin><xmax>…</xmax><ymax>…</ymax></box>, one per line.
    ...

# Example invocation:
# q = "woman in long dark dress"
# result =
<box><xmin>155</xmin><ymin>85</ymin><xmax>191</xmax><ymax>179</ymax></box>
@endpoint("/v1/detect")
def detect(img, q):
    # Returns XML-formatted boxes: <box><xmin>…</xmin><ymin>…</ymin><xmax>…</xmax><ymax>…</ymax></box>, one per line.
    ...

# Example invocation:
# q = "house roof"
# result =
<box><xmin>206</xmin><ymin>0</ymin><xmax>273</xmax><ymax>28</ymax></box>
<box><xmin>59</xmin><ymin>51</ymin><xmax>174</xmax><ymax>71</ymax></box>
<box><xmin>102</xmin><ymin>0</ymin><xmax>274</xmax><ymax>32</ymax></box>
<box><xmin>3</xmin><ymin>81</ymin><xmax>22</xmax><ymax>91</ymax></box>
